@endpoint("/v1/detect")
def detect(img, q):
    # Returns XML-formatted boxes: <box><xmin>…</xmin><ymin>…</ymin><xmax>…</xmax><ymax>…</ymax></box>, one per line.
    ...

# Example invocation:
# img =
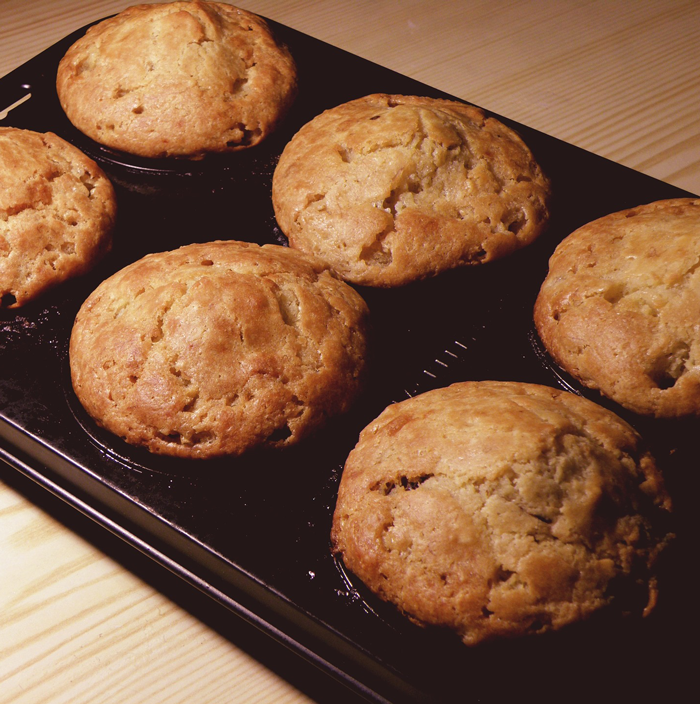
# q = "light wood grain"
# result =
<box><xmin>0</xmin><ymin>476</ymin><xmax>320</xmax><ymax>704</ymax></box>
<box><xmin>1</xmin><ymin>1</ymin><xmax>699</xmax><ymax>703</ymax></box>
<box><xmin>2</xmin><ymin>0</ymin><xmax>696</xmax><ymax>192</ymax></box>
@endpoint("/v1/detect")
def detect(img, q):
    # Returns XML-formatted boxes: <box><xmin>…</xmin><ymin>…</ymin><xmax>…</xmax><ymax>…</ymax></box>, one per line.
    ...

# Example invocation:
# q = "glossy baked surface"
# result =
<box><xmin>1</xmin><ymin>2</ymin><xmax>698</xmax><ymax>703</ymax></box>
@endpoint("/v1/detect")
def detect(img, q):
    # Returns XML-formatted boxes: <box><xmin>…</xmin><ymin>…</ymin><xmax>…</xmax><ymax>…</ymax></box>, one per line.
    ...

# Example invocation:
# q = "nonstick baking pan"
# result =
<box><xmin>1</xmin><ymin>15</ymin><xmax>697</xmax><ymax>704</ymax></box>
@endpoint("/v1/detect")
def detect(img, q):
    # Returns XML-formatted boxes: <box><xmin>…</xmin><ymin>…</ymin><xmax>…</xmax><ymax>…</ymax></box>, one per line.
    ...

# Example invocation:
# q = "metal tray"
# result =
<box><xmin>1</xmin><ymin>17</ymin><xmax>697</xmax><ymax>704</ymax></box>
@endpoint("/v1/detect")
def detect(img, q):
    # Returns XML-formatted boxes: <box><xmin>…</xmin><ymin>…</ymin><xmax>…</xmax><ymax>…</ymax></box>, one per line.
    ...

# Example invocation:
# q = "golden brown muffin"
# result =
<box><xmin>331</xmin><ymin>381</ymin><xmax>672</xmax><ymax>646</ymax></box>
<box><xmin>56</xmin><ymin>1</ymin><xmax>297</xmax><ymax>159</ymax></box>
<box><xmin>69</xmin><ymin>240</ymin><xmax>369</xmax><ymax>458</ymax></box>
<box><xmin>272</xmin><ymin>93</ymin><xmax>550</xmax><ymax>287</ymax></box>
<box><xmin>0</xmin><ymin>127</ymin><xmax>116</xmax><ymax>308</ymax></box>
<box><xmin>535</xmin><ymin>198</ymin><xmax>700</xmax><ymax>417</ymax></box>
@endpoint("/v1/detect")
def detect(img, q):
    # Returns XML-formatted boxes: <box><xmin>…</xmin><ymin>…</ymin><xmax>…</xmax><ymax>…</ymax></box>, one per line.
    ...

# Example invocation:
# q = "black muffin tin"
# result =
<box><xmin>1</xmin><ymin>16</ymin><xmax>697</xmax><ymax>704</ymax></box>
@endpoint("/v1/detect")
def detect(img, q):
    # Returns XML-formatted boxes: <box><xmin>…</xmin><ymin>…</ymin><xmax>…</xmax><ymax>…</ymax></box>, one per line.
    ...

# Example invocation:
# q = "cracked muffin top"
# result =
<box><xmin>535</xmin><ymin>198</ymin><xmax>700</xmax><ymax>417</ymax></box>
<box><xmin>56</xmin><ymin>1</ymin><xmax>297</xmax><ymax>159</ymax></box>
<box><xmin>0</xmin><ymin>127</ymin><xmax>115</xmax><ymax>308</ymax></box>
<box><xmin>69</xmin><ymin>240</ymin><xmax>369</xmax><ymax>459</ymax></box>
<box><xmin>331</xmin><ymin>381</ymin><xmax>672</xmax><ymax>646</ymax></box>
<box><xmin>272</xmin><ymin>94</ymin><xmax>550</xmax><ymax>287</ymax></box>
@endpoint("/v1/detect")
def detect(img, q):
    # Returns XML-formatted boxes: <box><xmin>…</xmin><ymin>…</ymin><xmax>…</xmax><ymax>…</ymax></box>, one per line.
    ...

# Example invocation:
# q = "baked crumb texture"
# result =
<box><xmin>535</xmin><ymin>198</ymin><xmax>700</xmax><ymax>417</ymax></box>
<box><xmin>56</xmin><ymin>1</ymin><xmax>298</xmax><ymax>158</ymax></box>
<box><xmin>69</xmin><ymin>240</ymin><xmax>369</xmax><ymax>458</ymax></box>
<box><xmin>0</xmin><ymin>127</ymin><xmax>116</xmax><ymax>308</ymax></box>
<box><xmin>272</xmin><ymin>94</ymin><xmax>550</xmax><ymax>287</ymax></box>
<box><xmin>331</xmin><ymin>381</ymin><xmax>672</xmax><ymax>646</ymax></box>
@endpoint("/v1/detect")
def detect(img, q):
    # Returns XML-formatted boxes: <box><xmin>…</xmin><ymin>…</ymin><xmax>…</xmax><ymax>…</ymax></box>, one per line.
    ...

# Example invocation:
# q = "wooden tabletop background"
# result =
<box><xmin>1</xmin><ymin>1</ymin><xmax>698</xmax><ymax>703</ymax></box>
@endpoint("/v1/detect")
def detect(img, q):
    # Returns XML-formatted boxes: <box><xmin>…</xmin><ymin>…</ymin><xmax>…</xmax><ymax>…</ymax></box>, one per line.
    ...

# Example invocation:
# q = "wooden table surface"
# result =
<box><xmin>1</xmin><ymin>1</ymin><xmax>698</xmax><ymax>703</ymax></box>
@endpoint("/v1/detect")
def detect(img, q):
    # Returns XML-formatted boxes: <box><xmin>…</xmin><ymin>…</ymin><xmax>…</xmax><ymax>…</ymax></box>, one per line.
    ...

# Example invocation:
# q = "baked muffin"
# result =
<box><xmin>0</xmin><ymin>127</ymin><xmax>115</xmax><ymax>308</ymax></box>
<box><xmin>535</xmin><ymin>198</ymin><xmax>700</xmax><ymax>417</ymax></box>
<box><xmin>272</xmin><ymin>94</ymin><xmax>550</xmax><ymax>287</ymax></box>
<box><xmin>331</xmin><ymin>381</ymin><xmax>672</xmax><ymax>646</ymax></box>
<box><xmin>69</xmin><ymin>240</ymin><xmax>369</xmax><ymax>458</ymax></box>
<box><xmin>56</xmin><ymin>1</ymin><xmax>297</xmax><ymax>159</ymax></box>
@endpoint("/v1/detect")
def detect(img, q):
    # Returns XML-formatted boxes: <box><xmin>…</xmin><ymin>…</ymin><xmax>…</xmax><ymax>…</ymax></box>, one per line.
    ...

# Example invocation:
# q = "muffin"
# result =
<box><xmin>69</xmin><ymin>240</ymin><xmax>369</xmax><ymax>458</ymax></box>
<box><xmin>535</xmin><ymin>198</ymin><xmax>700</xmax><ymax>417</ymax></box>
<box><xmin>331</xmin><ymin>381</ymin><xmax>672</xmax><ymax>646</ymax></box>
<box><xmin>0</xmin><ymin>127</ymin><xmax>116</xmax><ymax>308</ymax></box>
<box><xmin>56</xmin><ymin>1</ymin><xmax>298</xmax><ymax>158</ymax></box>
<box><xmin>272</xmin><ymin>93</ymin><xmax>550</xmax><ymax>287</ymax></box>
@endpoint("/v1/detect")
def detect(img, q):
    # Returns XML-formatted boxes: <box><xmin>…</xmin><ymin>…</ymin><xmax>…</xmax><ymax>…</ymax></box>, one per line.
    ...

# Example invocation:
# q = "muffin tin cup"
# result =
<box><xmin>1</xmin><ymin>16</ymin><xmax>697</xmax><ymax>704</ymax></box>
